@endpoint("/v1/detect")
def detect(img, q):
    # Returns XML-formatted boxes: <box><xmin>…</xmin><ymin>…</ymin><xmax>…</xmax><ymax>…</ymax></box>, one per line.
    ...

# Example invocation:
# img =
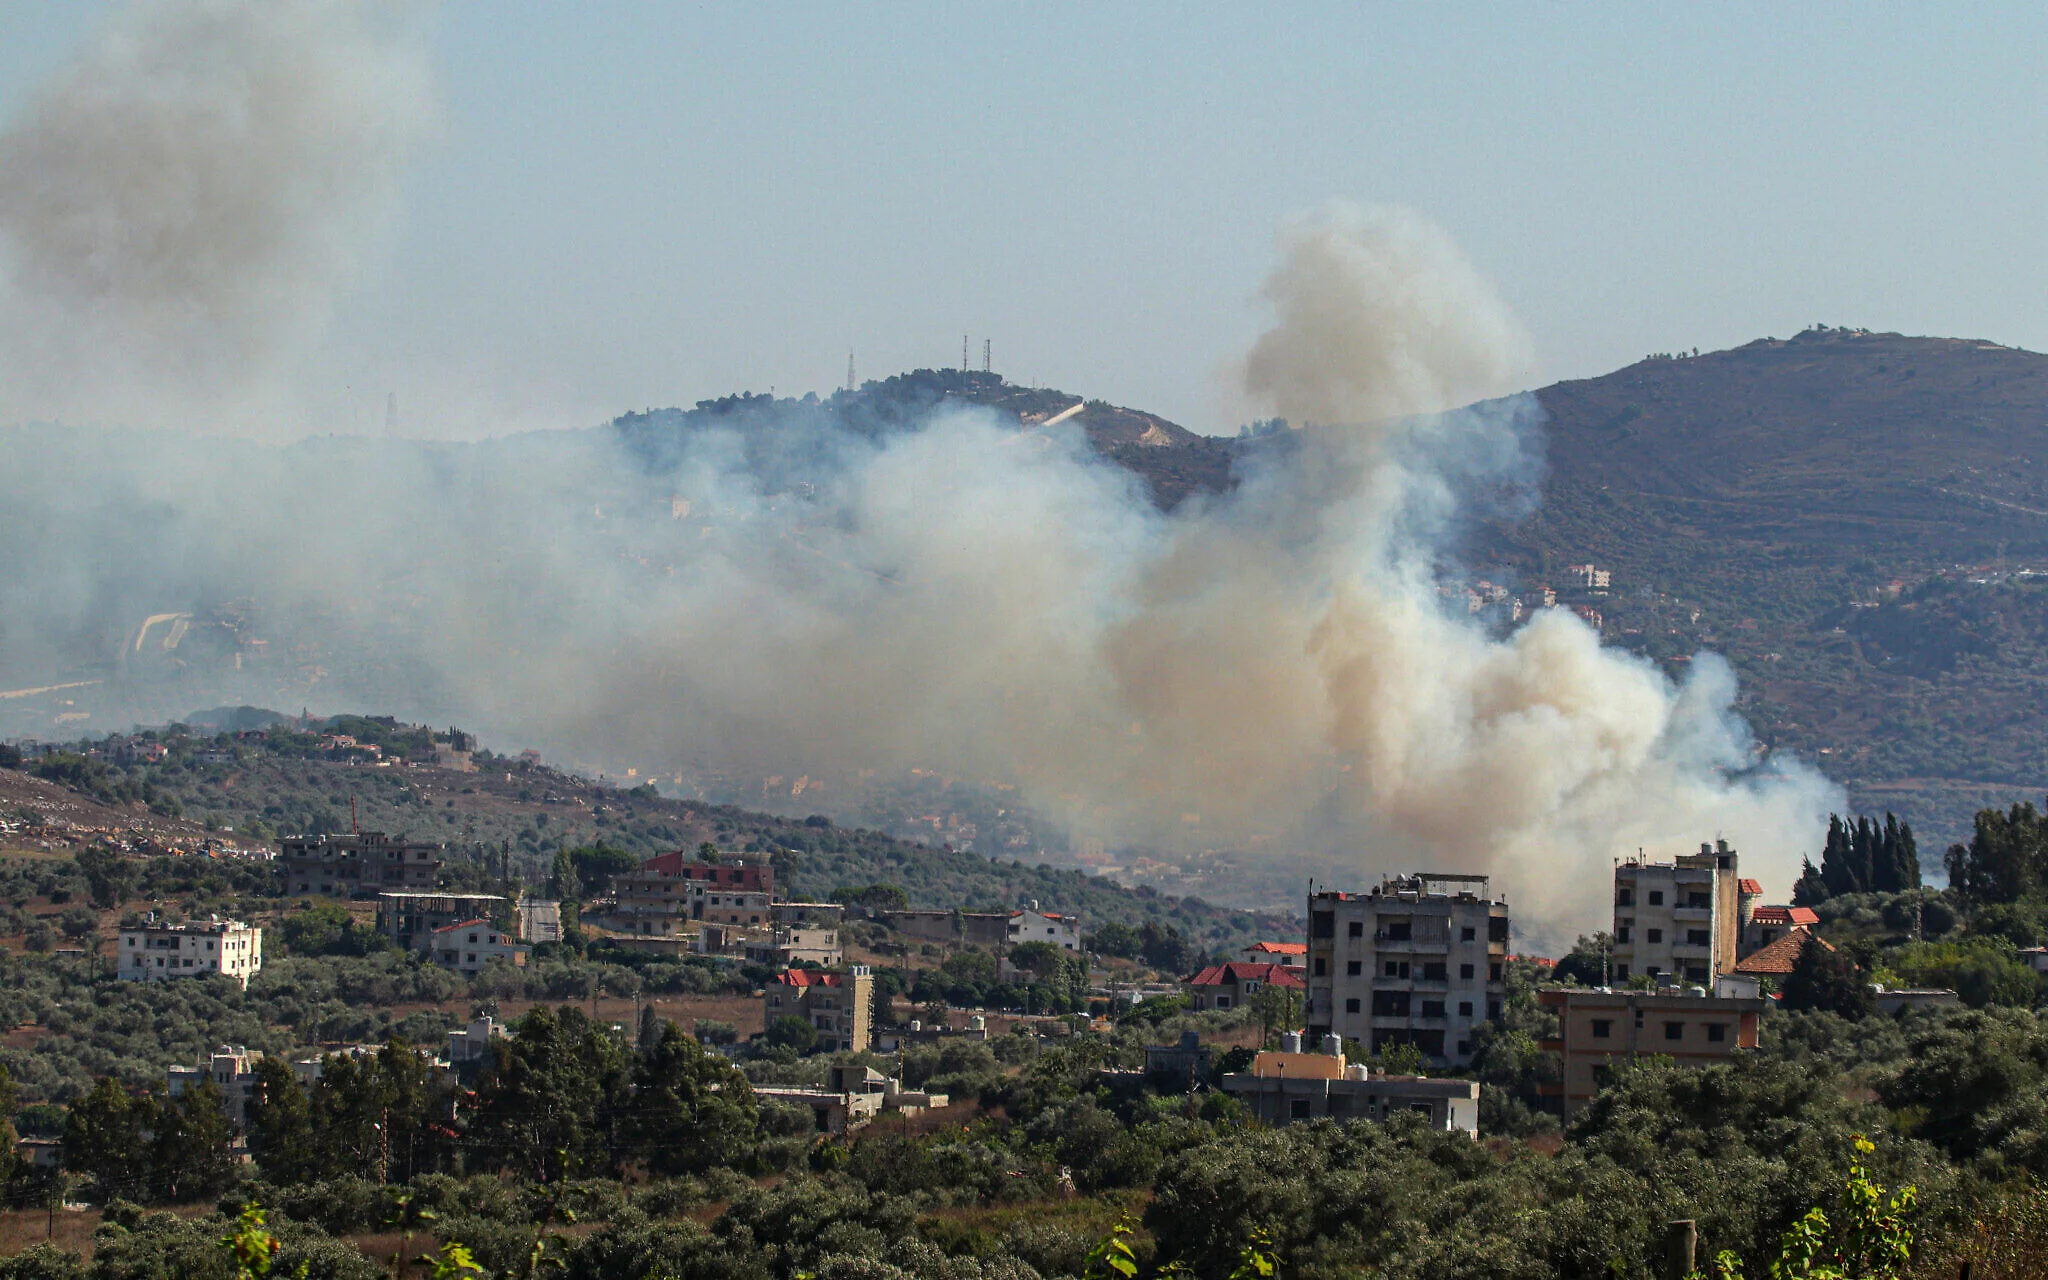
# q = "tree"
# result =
<box><xmin>1249</xmin><ymin>983</ymin><xmax>1302</xmax><ymax>1048</ymax></box>
<box><xmin>1780</xmin><ymin>935</ymin><xmax>1874</xmax><ymax>1020</ymax></box>
<box><xmin>244</xmin><ymin>1058</ymin><xmax>318</xmax><ymax>1185</ymax></box>
<box><xmin>62</xmin><ymin>1078</ymin><xmax>144</xmax><ymax>1203</ymax></box>
<box><xmin>73</xmin><ymin>847</ymin><xmax>135</xmax><ymax>910</ymax></box>
<box><xmin>468</xmin><ymin>1006</ymin><xmax>630</xmax><ymax>1183</ymax></box>
<box><xmin>567</xmin><ymin>845</ymin><xmax>639</xmax><ymax>899</ymax></box>
<box><xmin>626</xmin><ymin>1023</ymin><xmax>758</xmax><ymax>1175</ymax></box>
<box><xmin>1793</xmin><ymin>858</ymin><xmax>1831</xmax><ymax>907</ymax></box>
<box><xmin>1944</xmin><ymin>801</ymin><xmax>2048</xmax><ymax>903</ymax></box>
<box><xmin>764</xmin><ymin>1016</ymin><xmax>818</xmax><ymax>1055</ymax></box>
<box><xmin>147</xmin><ymin>1082</ymin><xmax>236</xmax><ymax>1202</ymax></box>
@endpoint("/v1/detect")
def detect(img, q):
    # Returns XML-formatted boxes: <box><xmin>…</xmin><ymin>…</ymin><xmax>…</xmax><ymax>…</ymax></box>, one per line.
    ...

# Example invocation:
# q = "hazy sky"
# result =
<box><xmin>4</xmin><ymin>2</ymin><xmax>2043</xmax><ymax>438</ymax></box>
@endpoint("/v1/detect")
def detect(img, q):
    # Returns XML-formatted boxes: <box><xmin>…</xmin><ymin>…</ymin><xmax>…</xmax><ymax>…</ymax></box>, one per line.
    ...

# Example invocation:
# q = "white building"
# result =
<box><xmin>1611</xmin><ymin>843</ymin><xmax>1742</xmax><ymax>986</ymax></box>
<box><xmin>427</xmin><ymin>918</ymin><xmax>529</xmax><ymax>973</ymax></box>
<box><xmin>1008</xmin><ymin>910</ymin><xmax>1080</xmax><ymax>951</ymax></box>
<box><xmin>448</xmin><ymin>1015</ymin><xmax>508</xmax><ymax>1066</ymax></box>
<box><xmin>1305</xmin><ymin>874</ymin><xmax>1509</xmax><ymax>1069</ymax></box>
<box><xmin>118</xmin><ymin>917</ymin><xmax>263</xmax><ymax>989</ymax></box>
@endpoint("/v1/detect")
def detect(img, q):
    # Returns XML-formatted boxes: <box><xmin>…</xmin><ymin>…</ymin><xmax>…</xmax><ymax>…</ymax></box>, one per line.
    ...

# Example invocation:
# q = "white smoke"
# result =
<box><xmin>0</xmin><ymin>9</ymin><xmax>1835</xmax><ymax>944</ymax></box>
<box><xmin>0</xmin><ymin>0</ymin><xmax>436</xmax><ymax>431</ymax></box>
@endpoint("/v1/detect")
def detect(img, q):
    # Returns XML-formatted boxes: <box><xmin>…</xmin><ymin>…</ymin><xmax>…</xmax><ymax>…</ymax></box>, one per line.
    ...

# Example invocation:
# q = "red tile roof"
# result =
<box><xmin>432</xmin><ymin>918</ymin><xmax>490</xmax><ymax>934</ymax></box>
<box><xmin>1245</xmin><ymin>941</ymin><xmax>1307</xmax><ymax>956</ymax></box>
<box><xmin>1750</xmin><ymin>905</ymin><xmax>1821</xmax><ymax>927</ymax></box>
<box><xmin>774</xmin><ymin>969</ymin><xmax>844</xmax><ymax>988</ymax></box>
<box><xmin>1735</xmin><ymin>927</ymin><xmax>1830</xmax><ymax>976</ymax></box>
<box><xmin>1186</xmin><ymin>962</ymin><xmax>1305</xmax><ymax>989</ymax></box>
<box><xmin>1738</xmin><ymin>878</ymin><xmax>1763</xmax><ymax>895</ymax></box>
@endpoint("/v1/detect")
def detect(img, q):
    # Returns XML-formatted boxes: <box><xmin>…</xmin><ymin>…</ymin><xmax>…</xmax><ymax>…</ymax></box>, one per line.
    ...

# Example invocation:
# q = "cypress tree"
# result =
<box><xmin>1792</xmin><ymin>857</ymin><xmax>1830</xmax><ymax>906</ymax></box>
<box><xmin>1849</xmin><ymin>816</ymin><xmax>1877</xmax><ymax>893</ymax></box>
<box><xmin>1893</xmin><ymin>816</ymin><xmax>1921</xmax><ymax>889</ymax></box>
<box><xmin>1820</xmin><ymin>815</ymin><xmax>1857</xmax><ymax>897</ymax></box>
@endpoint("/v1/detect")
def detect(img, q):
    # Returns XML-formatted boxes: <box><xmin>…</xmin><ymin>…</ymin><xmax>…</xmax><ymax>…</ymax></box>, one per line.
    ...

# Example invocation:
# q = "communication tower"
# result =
<box><xmin>846</xmin><ymin>351</ymin><xmax>855</xmax><ymax>393</ymax></box>
<box><xmin>983</xmin><ymin>339</ymin><xmax>990</xmax><ymax>374</ymax></box>
<box><xmin>962</xmin><ymin>334</ymin><xmax>969</xmax><ymax>372</ymax></box>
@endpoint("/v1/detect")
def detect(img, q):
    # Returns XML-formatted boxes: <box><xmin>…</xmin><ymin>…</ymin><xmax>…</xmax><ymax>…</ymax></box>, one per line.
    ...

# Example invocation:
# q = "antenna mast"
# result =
<box><xmin>983</xmin><ymin>339</ymin><xmax>990</xmax><ymax>374</ymax></box>
<box><xmin>846</xmin><ymin>351</ymin><xmax>855</xmax><ymax>393</ymax></box>
<box><xmin>961</xmin><ymin>334</ymin><xmax>969</xmax><ymax>372</ymax></box>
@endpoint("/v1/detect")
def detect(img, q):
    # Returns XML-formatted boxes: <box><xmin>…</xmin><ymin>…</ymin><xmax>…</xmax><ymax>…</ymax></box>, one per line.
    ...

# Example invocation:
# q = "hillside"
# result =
<box><xmin>0</xmin><ymin>722</ymin><xmax>1291</xmax><ymax>952</ymax></box>
<box><xmin>1485</xmin><ymin>328</ymin><xmax>2048</xmax><ymax>854</ymax></box>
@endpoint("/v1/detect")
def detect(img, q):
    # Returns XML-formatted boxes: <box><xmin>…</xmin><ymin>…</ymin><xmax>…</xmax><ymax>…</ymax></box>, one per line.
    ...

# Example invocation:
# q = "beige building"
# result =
<box><xmin>597</xmin><ymin>853</ymin><xmax>774</xmax><ymax>940</ymax></box>
<box><xmin>763</xmin><ymin>965</ymin><xmax>873</xmax><ymax>1052</ymax></box>
<box><xmin>118</xmin><ymin>917</ymin><xmax>263</xmax><ymax>989</ymax></box>
<box><xmin>376</xmin><ymin>892</ymin><xmax>510</xmax><ymax>948</ymax></box>
<box><xmin>426</xmin><ymin>918</ymin><xmax>529</xmax><ymax>973</ymax></box>
<box><xmin>1305</xmin><ymin>874</ymin><xmax>1509</xmax><ymax>1068</ymax></box>
<box><xmin>167</xmin><ymin>1045</ymin><xmax>264</xmax><ymax>1128</ymax></box>
<box><xmin>1538</xmin><ymin>986</ymin><xmax>1765</xmax><ymax>1116</ymax></box>
<box><xmin>1220</xmin><ymin>1037</ymin><xmax>1479</xmax><ymax>1134</ymax></box>
<box><xmin>1610</xmin><ymin>843</ymin><xmax>1743</xmax><ymax>985</ymax></box>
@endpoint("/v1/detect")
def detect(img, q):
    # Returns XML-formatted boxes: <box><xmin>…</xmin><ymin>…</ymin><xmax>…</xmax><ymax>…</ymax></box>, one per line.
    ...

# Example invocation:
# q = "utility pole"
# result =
<box><xmin>962</xmin><ymin>334</ymin><xmax>969</xmax><ymax>372</ymax></box>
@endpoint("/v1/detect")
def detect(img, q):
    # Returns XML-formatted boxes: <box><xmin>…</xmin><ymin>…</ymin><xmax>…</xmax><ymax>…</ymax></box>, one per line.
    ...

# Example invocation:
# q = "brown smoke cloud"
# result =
<box><xmin>0</xmin><ymin>0</ymin><xmax>436</xmax><ymax>431</ymax></box>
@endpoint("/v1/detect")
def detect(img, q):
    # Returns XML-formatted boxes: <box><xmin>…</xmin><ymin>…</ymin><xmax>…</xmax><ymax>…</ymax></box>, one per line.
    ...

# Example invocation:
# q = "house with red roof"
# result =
<box><xmin>1740</xmin><ymin>905</ymin><xmax>1820</xmax><ymax>959</ymax></box>
<box><xmin>1185</xmin><ymin>962</ymin><xmax>1304</xmax><ymax>1012</ymax></box>
<box><xmin>1238</xmin><ymin>941</ymin><xmax>1307</xmax><ymax>970</ymax></box>
<box><xmin>1733</xmin><ymin>927</ymin><xmax>1826</xmax><ymax>977</ymax></box>
<box><xmin>764</xmin><ymin>966</ymin><xmax>874</xmax><ymax>1052</ymax></box>
<box><xmin>428</xmin><ymin>919</ymin><xmax>529</xmax><ymax>974</ymax></box>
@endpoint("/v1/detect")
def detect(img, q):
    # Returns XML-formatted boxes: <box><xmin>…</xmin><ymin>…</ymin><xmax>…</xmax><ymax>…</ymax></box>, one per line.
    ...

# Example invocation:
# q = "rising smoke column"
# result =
<box><xmin>0</xmin><ymin>0</ymin><xmax>437</xmax><ymax>430</ymax></box>
<box><xmin>0</xmin><ymin>2</ymin><xmax>1833</xmax><ymax>945</ymax></box>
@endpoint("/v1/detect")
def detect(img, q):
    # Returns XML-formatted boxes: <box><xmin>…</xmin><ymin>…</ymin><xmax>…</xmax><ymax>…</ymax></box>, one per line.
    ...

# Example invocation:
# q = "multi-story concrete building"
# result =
<box><xmin>376</xmin><ymin>891</ymin><xmax>510</xmax><ymax>949</ymax></box>
<box><xmin>118</xmin><ymin>917</ymin><xmax>263</xmax><ymax>989</ymax></box>
<box><xmin>596</xmin><ymin>852</ymin><xmax>774</xmax><ymax>939</ymax></box>
<box><xmin>1305</xmin><ymin>873</ymin><xmax>1509</xmax><ymax>1068</ymax></box>
<box><xmin>1008</xmin><ymin>910</ymin><xmax>1080</xmax><ymax>951</ymax></box>
<box><xmin>280</xmin><ymin>831</ymin><xmax>443</xmax><ymax>897</ymax></box>
<box><xmin>167</xmin><ymin>1045</ymin><xmax>263</xmax><ymax>1128</ymax></box>
<box><xmin>1610</xmin><ymin>842</ymin><xmax>1742</xmax><ymax>986</ymax></box>
<box><xmin>1537</xmin><ymin>986</ymin><xmax>1765</xmax><ymax>1117</ymax></box>
<box><xmin>763</xmin><ymin>965</ymin><xmax>873</xmax><ymax>1052</ymax></box>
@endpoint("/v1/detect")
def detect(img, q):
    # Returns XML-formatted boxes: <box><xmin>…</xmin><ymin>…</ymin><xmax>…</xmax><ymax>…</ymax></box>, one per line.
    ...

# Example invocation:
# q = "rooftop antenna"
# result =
<box><xmin>983</xmin><ymin>339</ymin><xmax>991</xmax><ymax>374</ymax></box>
<box><xmin>962</xmin><ymin>334</ymin><xmax>969</xmax><ymax>373</ymax></box>
<box><xmin>846</xmin><ymin>351</ymin><xmax>855</xmax><ymax>393</ymax></box>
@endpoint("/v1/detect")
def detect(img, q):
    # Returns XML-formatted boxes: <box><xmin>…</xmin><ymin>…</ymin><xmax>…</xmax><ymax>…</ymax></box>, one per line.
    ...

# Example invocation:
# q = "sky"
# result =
<box><xmin>3</xmin><ymin>2</ymin><xmax>2044</xmax><ymax>439</ymax></box>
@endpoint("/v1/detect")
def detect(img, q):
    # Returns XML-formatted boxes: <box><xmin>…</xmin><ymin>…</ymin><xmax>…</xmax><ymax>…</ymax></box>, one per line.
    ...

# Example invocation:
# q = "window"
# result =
<box><xmin>1647</xmin><ymin>929</ymin><xmax>1663</xmax><ymax>944</ymax></box>
<box><xmin>1458</xmin><ymin>1001</ymin><xmax>1473</xmax><ymax>1017</ymax></box>
<box><xmin>1422</xmin><ymin>962</ymin><xmax>1446</xmax><ymax>981</ymax></box>
<box><xmin>1459</xmin><ymin>963</ymin><xmax>1474</xmax><ymax>980</ymax></box>
<box><xmin>1706</xmin><ymin>1023</ymin><xmax>1727</xmax><ymax>1043</ymax></box>
<box><xmin>1616</xmin><ymin>924</ymin><xmax>1632</xmax><ymax>942</ymax></box>
<box><xmin>1648</xmin><ymin>891</ymin><xmax>1664</xmax><ymax>906</ymax></box>
<box><xmin>1345</xmin><ymin>997</ymin><xmax>1361</xmax><ymax>1013</ymax></box>
<box><xmin>1215</xmin><ymin>997</ymin><xmax>1231</xmax><ymax>1009</ymax></box>
<box><xmin>1347</xmin><ymin>920</ymin><xmax>1364</xmax><ymax>938</ymax></box>
<box><xmin>1664</xmin><ymin>1021</ymin><xmax>1684</xmax><ymax>1041</ymax></box>
<box><xmin>1386</xmin><ymin>921</ymin><xmax>1412</xmax><ymax>941</ymax></box>
<box><xmin>1420</xmin><ymin>1000</ymin><xmax>1446</xmax><ymax>1019</ymax></box>
<box><xmin>1456</xmin><ymin>1040</ymin><xmax>1471</xmax><ymax>1056</ymax></box>
<box><xmin>1372</xmin><ymin>991</ymin><xmax>1410</xmax><ymax>1017</ymax></box>
<box><xmin>1591</xmin><ymin>1019</ymin><xmax>1613</xmax><ymax>1038</ymax></box>
<box><xmin>1313</xmin><ymin>957</ymin><xmax>1327</xmax><ymax>976</ymax></box>
<box><xmin>1488</xmin><ymin>963</ymin><xmax>1502</xmax><ymax>981</ymax></box>
<box><xmin>1311</xmin><ymin>912</ymin><xmax>1335</xmax><ymax>938</ymax></box>
<box><xmin>1614</xmin><ymin>964</ymin><xmax>1630</xmax><ymax>979</ymax></box>
<box><xmin>1615</xmin><ymin>889</ymin><xmax>1634</xmax><ymax>906</ymax></box>
<box><xmin>1487</xmin><ymin>1000</ymin><xmax>1501</xmax><ymax>1019</ymax></box>
<box><xmin>1385</xmin><ymin>961</ymin><xmax>1400</xmax><ymax>977</ymax></box>
<box><xmin>1686</xmin><ymin>929</ymin><xmax>1709</xmax><ymax>946</ymax></box>
<box><xmin>1290</xmin><ymin>1099</ymin><xmax>1312</xmax><ymax>1119</ymax></box>
<box><xmin>1346</xmin><ymin>960</ymin><xmax>1362</xmax><ymax>976</ymax></box>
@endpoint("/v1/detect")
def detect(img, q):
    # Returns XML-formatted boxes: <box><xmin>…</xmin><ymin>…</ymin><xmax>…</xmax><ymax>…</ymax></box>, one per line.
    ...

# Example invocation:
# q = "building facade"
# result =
<box><xmin>1238</xmin><ymin>941</ymin><xmax>1307</xmax><ymax>969</ymax></box>
<box><xmin>376</xmin><ymin>892</ymin><xmax>509</xmax><ymax>949</ymax></box>
<box><xmin>426</xmin><ymin>919</ymin><xmax>529</xmax><ymax>973</ymax></box>
<box><xmin>1537</xmin><ymin>986</ymin><xmax>1765</xmax><ymax>1116</ymax></box>
<box><xmin>763</xmin><ymin>966</ymin><xmax>873</xmax><ymax>1052</ymax></box>
<box><xmin>882</xmin><ymin>909</ymin><xmax>1011</xmax><ymax>947</ymax></box>
<box><xmin>1610</xmin><ymin>843</ymin><xmax>1742</xmax><ymax>985</ymax></box>
<box><xmin>118</xmin><ymin>917</ymin><xmax>263</xmax><ymax>989</ymax></box>
<box><xmin>280</xmin><ymin>831</ymin><xmax>443</xmax><ymax>896</ymax></box>
<box><xmin>1219</xmin><ymin>1040</ymin><xmax>1479</xmax><ymax>1134</ymax></box>
<box><xmin>1008</xmin><ymin>911</ymin><xmax>1080</xmax><ymax>951</ymax></box>
<box><xmin>1305</xmin><ymin>873</ymin><xmax>1509</xmax><ymax>1068</ymax></box>
<box><xmin>167</xmin><ymin>1045</ymin><xmax>263</xmax><ymax>1128</ymax></box>
<box><xmin>596</xmin><ymin>853</ymin><xmax>774</xmax><ymax>939</ymax></box>
<box><xmin>1185</xmin><ymin>961</ymin><xmax>1304</xmax><ymax>1012</ymax></box>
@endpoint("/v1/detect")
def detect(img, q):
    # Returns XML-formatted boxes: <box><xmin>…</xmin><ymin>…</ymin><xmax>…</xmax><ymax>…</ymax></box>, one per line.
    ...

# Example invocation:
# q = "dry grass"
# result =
<box><xmin>1912</xmin><ymin>1186</ymin><xmax>2048</xmax><ymax>1280</ymax></box>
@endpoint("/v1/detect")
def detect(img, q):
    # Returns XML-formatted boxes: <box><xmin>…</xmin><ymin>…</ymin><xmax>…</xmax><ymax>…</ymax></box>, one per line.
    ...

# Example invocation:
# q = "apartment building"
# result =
<box><xmin>596</xmin><ymin>853</ymin><xmax>774</xmax><ymax>939</ymax></box>
<box><xmin>1537</xmin><ymin>986</ymin><xmax>1765</xmax><ymax>1116</ymax></box>
<box><xmin>1008</xmin><ymin>911</ymin><xmax>1080</xmax><ymax>951</ymax></box>
<box><xmin>118</xmin><ymin>917</ymin><xmax>263</xmax><ymax>989</ymax></box>
<box><xmin>763</xmin><ymin>966</ymin><xmax>873</xmax><ymax>1052</ymax></box>
<box><xmin>376</xmin><ymin>891</ymin><xmax>510</xmax><ymax>948</ymax></box>
<box><xmin>1305</xmin><ymin>873</ymin><xmax>1509</xmax><ymax>1068</ymax></box>
<box><xmin>1610</xmin><ymin>843</ymin><xmax>1742</xmax><ymax>985</ymax></box>
<box><xmin>280</xmin><ymin>831</ymin><xmax>443</xmax><ymax>896</ymax></box>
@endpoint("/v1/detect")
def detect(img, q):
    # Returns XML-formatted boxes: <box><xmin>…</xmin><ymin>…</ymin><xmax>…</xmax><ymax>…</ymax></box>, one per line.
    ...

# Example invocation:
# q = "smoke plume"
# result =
<box><xmin>0</xmin><ymin>0</ymin><xmax>436</xmax><ymax>430</ymax></box>
<box><xmin>0</xmin><ymin>8</ymin><xmax>1834</xmax><ymax>944</ymax></box>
